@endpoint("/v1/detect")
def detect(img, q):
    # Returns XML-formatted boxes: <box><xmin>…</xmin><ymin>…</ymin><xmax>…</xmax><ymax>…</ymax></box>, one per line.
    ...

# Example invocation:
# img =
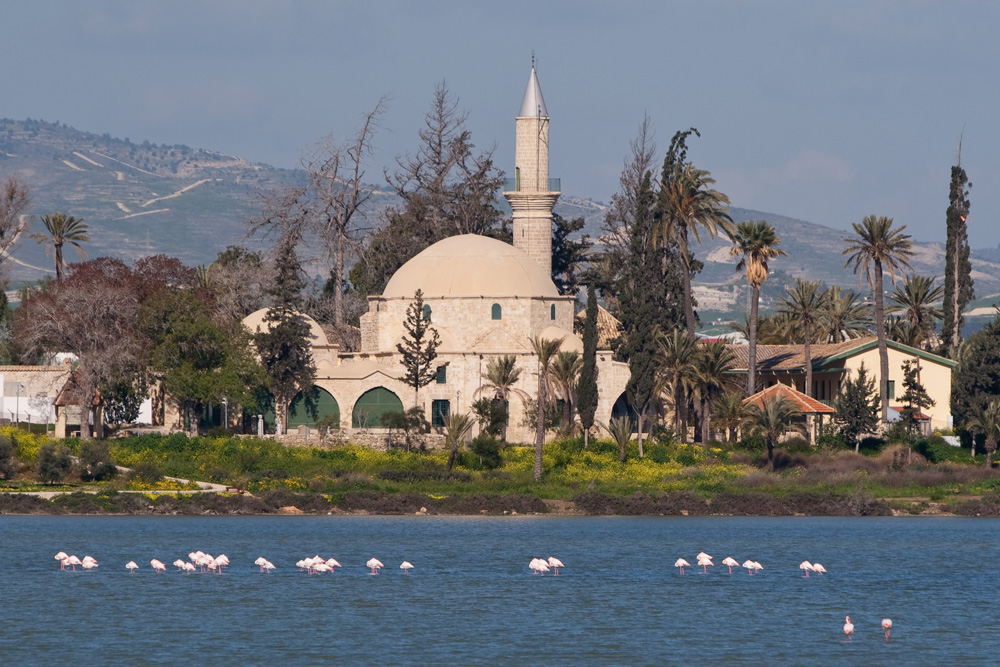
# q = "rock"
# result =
<box><xmin>278</xmin><ymin>505</ymin><xmax>304</xmax><ymax>515</ymax></box>
<box><xmin>419</xmin><ymin>507</ymin><xmax>427</xmax><ymax>513</ymax></box>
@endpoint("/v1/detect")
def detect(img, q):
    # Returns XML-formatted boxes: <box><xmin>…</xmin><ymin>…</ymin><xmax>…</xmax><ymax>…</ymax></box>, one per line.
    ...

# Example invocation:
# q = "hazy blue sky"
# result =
<box><xmin>3</xmin><ymin>1</ymin><xmax>998</xmax><ymax>247</ymax></box>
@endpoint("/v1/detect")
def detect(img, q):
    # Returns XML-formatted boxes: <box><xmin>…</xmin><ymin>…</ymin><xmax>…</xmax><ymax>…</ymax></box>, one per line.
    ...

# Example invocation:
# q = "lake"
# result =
<box><xmin>1</xmin><ymin>516</ymin><xmax>997</xmax><ymax>665</ymax></box>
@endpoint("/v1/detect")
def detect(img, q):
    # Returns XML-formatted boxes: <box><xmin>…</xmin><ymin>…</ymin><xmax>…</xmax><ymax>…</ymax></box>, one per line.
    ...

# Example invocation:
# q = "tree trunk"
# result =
<box><xmin>334</xmin><ymin>232</ymin><xmax>344</xmax><ymax>326</ymax></box>
<box><xmin>874</xmin><ymin>264</ymin><xmax>889</xmax><ymax>422</ymax></box>
<box><xmin>55</xmin><ymin>242</ymin><xmax>64</xmax><ymax>281</ymax></box>
<box><xmin>748</xmin><ymin>285</ymin><xmax>760</xmax><ymax>395</ymax></box>
<box><xmin>637</xmin><ymin>409</ymin><xmax>645</xmax><ymax>458</ymax></box>
<box><xmin>447</xmin><ymin>443</ymin><xmax>458</xmax><ymax>471</ymax></box>
<box><xmin>584</xmin><ymin>427</ymin><xmax>589</xmax><ymax>449</ymax></box>
<box><xmin>804</xmin><ymin>321</ymin><xmax>813</xmax><ymax>398</ymax></box>
<box><xmin>767</xmin><ymin>438</ymin><xmax>775</xmax><ymax>470</ymax></box>
<box><xmin>701</xmin><ymin>397</ymin><xmax>711</xmax><ymax>442</ymax></box>
<box><xmin>987</xmin><ymin>439</ymin><xmax>995</xmax><ymax>469</ymax></box>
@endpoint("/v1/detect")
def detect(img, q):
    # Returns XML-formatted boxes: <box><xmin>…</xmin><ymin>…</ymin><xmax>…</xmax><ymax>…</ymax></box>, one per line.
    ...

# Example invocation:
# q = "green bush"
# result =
<box><xmin>37</xmin><ymin>443</ymin><xmax>73</xmax><ymax>484</ymax></box>
<box><xmin>206</xmin><ymin>426</ymin><xmax>229</xmax><ymax>438</ymax></box>
<box><xmin>79</xmin><ymin>440</ymin><xmax>118</xmax><ymax>482</ymax></box>
<box><xmin>129</xmin><ymin>463</ymin><xmax>164</xmax><ymax>483</ymax></box>
<box><xmin>0</xmin><ymin>434</ymin><xmax>15</xmax><ymax>480</ymax></box>
<box><xmin>816</xmin><ymin>433</ymin><xmax>847</xmax><ymax>450</ymax></box>
<box><xmin>739</xmin><ymin>433</ymin><xmax>765</xmax><ymax>454</ymax></box>
<box><xmin>469</xmin><ymin>433</ymin><xmax>502</xmax><ymax>470</ymax></box>
<box><xmin>858</xmin><ymin>436</ymin><xmax>886</xmax><ymax>454</ymax></box>
<box><xmin>914</xmin><ymin>436</ymin><xmax>968</xmax><ymax>464</ymax></box>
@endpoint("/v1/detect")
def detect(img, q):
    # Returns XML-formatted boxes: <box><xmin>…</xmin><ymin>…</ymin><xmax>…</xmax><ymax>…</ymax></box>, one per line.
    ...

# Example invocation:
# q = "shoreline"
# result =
<box><xmin>1</xmin><ymin>489</ymin><xmax>994</xmax><ymax>518</ymax></box>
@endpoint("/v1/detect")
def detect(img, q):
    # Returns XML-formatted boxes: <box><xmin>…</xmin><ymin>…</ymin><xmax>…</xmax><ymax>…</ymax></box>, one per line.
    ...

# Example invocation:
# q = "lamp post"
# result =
<box><xmin>221</xmin><ymin>397</ymin><xmax>228</xmax><ymax>431</ymax></box>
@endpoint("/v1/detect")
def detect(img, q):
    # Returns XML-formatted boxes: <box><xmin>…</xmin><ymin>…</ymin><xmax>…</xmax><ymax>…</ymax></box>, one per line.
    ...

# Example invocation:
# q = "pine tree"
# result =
<box><xmin>952</xmin><ymin>315</ymin><xmax>1000</xmax><ymax>427</ymax></box>
<box><xmin>255</xmin><ymin>235</ymin><xmax>316</xmax><ymax>435</ymax></box>
<box><xmin>396</xmin><ymin>289</ymin><xmax>444</xmax><ymax>408</ymax></box>
<box><xmin>898</xmin><ymin>359</ymin><xmax>935</xmax><ymax>438</ymax></box>
<box><xmin>577</xmin><ymin>284</ymin><xmax>600</xmax><ymax>448</ymax></box>
<box><xmin>942</xmin><ymin>158</ymin><xmax>973</xmax><ymax>355</ymax></box>
<box><xmin>834</xmin><ymin>363</ymin><xmax>880</xmax><ymax>453</ymax></box>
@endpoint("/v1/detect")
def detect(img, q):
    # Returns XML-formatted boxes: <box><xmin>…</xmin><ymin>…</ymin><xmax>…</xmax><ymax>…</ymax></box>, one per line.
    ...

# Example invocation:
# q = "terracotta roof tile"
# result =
<box><xmin>743</xmin><ymin>382</ymin><xmax>836</xmax><ymax>414</ymax></box>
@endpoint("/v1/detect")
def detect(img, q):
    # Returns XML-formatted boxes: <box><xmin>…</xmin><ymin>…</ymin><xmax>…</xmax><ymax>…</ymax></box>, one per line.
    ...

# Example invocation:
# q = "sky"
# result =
<box><xmin>3</xmin><ymin>0</ymin><xmax>999</xmax><ymax>247</ymax></box>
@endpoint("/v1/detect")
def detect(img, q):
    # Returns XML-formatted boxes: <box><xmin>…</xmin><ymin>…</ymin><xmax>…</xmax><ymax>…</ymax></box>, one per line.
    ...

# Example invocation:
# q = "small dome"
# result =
<box><xmin>242</xmin><ymin>308</ymin><xmax>330</xmax><ymax>347</ymax></box>
<box><xmin>538</xmin><ymin>326</ymin><xmax>583</xmax><ymax>353</ymax></box>
<box><xmin>382</xmin><ymin>235</ymin><xmax>559</xmax><ymax>299</ymax></box>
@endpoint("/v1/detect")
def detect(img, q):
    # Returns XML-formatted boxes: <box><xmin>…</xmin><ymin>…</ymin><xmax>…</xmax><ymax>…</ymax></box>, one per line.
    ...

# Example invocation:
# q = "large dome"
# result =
<box><xmin>382</xmin><ymin>234</ymin><xmax>559</xmax><ymax>299</ymax></box>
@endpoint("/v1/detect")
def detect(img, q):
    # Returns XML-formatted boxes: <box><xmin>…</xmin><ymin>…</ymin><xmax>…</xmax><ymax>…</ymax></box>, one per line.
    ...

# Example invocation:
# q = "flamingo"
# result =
<box><xmin>742</xmin><ymin>559</ymin><xmax>755</xmax><ymax>575</ymax></box>
<box><xmin>183</xmin><ymin>562</ymin><xmax>196</xmax><ymax>574</ymax></box>
<box><xmin>325</xmin><ymin>558</ymin><xmax>341</xmax><ymax>572</ymax></box>
<box><xmin>215</xmin><ymin>554</ymin><xmax>230</xmax><ymax>570</ymax></box>
<box><xmin>314</xmin><ymin>562</ymin><xmax>331</xmax><ymax>574</ymax></box>
<box><xmin>66</xmin><ymin>555</ymin><xmax>82</xmax><ymax>571</ymax></box>
<box><xmin>799</xmin><ymin>561</ymin><xmax>815</xmax><ymax>577</ymax></box>
<box><xmin>366</xmin><ymin>558</ymin><xmax>384</xmax><ymax>575</ymax></box>
<box><xmin>255</xmin><ymin>557</ymin><xmax>268</xmax><ymax>573</ymax></box>
<box><xmin>82</xmin><ymin>556</ymin><xmax>98</xmax><ymax>568</ymax></box>
<box><xmin>125</xmin><ymin>561</ymin><xmax>138</xmax><ymax>573</ymax></box>
<box><xmin>262</xmin><ymin>561</ymin><xmax>276</xmax><ymax>573</ymax></box>
<box><xmin>882</xmin><ymin>618</ymin><xmax>892</xmax><ymax>641</ymax></box>
<box><xmin>173</xmin><ymin>559</ymin><xmax>186</xmax><ymax>571</ymax></box>
<box><xmin>55</xmin><ymin>551</ymin><xmax>69</xmax><ymax>569</ymax></box>
<box><xmin>547</xmin><ymin>557</ymin><xmax>564</xmax><ymax>575</ymax></box>
<box><xmin>697</xmin><ymin>555</ymin><xmax>714</xmax><ymax>574</ymax></box>
<box><xmin>400</xmin><ymin>561</ymin><xmax>414</xmax><ymax>574</ymax></box>
<box><xmin>722</xmin><ymin>557</ymin><xmax>740</xmax><ymax>574</ymax></box>
<box><xmin>844</xmin><ymin>616</ymin><xmax>854</xmax><ymax>637</ymax></box>
<box><xmin>82</xmin><ymin>560</ymin><xmax>98</xmax><ymax>571</ymax></box>
<box><xmin>150</xmin><ymin>559</ymin><xmax>166</xmax><ymax>573</ymax></box>
<box><xmin>812</xmin><ymin>563</ymin><xmax>827</xmax><ymax>575</ymax></box>
<box><xmin>674</xmin><ymin>558</ymin><xmax>690</xmax><ymax>575</ymax></box>
<box><xmin>752</xmin><ymin>561</ymin><xmax>763</xmax><ymax>575</ymax></box>
<box><xmin>696</xmin><ymin>552</ymin><xmax>712</xmax><ymax>561</ymax></box>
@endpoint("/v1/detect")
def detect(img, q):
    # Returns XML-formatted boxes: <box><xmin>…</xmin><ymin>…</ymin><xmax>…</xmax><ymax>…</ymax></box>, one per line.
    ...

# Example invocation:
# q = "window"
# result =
<box><xmin>515</xmin><ymin>167</ymin><xmax>521</xmax><ymax>191</ymax></box>
<box><xmin>436</xmin><ymin>365</ymin><xmax>447</xmax><ymax>384</ymax></box>
<box><xmin>422</xmin><ymin>304</ymin><xmax>431</xmax><ymax>322</ymax></box>
<box><xmin>550</xmin><ymin>304</ymin><xmax>556</xmax><ymax>320</ymax></box>
<box><xmin>432</xmin><ymin>399</ymin><xmax>450</xmax><ymax>428</ymax></box>
<box><xmin>887</xmin><ymin>380</ymin><xmax>895</xmax><ymax>400</ymax></box>
<box><xmin>491</xmin><ymin>303</ymin><xmax>502</xmax><ymax>320</ymax></box>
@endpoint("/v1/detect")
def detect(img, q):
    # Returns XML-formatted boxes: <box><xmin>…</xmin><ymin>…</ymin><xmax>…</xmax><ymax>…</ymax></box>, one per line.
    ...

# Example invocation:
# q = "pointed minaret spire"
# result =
<box><xmin>504</xmin><ymin>59</ymin><xmax>560</xmax><ymax>277</ymax></box>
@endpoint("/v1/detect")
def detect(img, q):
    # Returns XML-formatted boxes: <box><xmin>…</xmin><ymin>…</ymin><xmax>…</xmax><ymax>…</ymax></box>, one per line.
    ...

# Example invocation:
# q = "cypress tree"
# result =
<box><xmin>255</xmin><ymin>235</ymin><xmax>315</xmax><ymax>435</ymax></box>
<box><xmin>577</xmin><ymin>284</ymin><xmax>600</xmax><ymax>448</ymax></box>
<box><xmin>397</xmin><ymin>289</ymin><xmax>444</xmax><ymax>409</ymax></box>
<box><xmin>942</xmin><ymin>158</ymin><xmax>973</xmax><ymax>355</ymax></box>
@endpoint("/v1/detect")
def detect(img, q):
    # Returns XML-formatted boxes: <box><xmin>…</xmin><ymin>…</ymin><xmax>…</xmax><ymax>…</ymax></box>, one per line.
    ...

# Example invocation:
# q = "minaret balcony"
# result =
<box><xmin>503</xmin><ymin>177</ymin><xmax>561</xmax><ymax>194</ymax></box>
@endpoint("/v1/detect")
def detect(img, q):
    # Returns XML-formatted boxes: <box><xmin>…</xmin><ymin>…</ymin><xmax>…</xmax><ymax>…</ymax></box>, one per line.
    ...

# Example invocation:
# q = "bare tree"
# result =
<box><xmin>305</xmin><ymin>98</ymin><xmax>387</xmax><ymax>325</ymax></box>
<box><xmin>0</xmin><ymin>174</ymin><xmax>31</xmax><ymax>271</ymax></box>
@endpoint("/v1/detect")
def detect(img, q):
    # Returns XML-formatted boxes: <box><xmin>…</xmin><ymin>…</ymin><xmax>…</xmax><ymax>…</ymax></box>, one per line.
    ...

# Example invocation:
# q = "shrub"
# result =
<box><xmin>469</xmin><ymin>434</ymin><xmax>502</xmax><ymax>470</ymax></box>
<box><xmin>781</xmin><ymin>437</ymin><xmax>812</xmax><ymax>453</ymax></box>
<box><xmin>858</xmin><ymin>436</ymin><xmax>885</xmax><ymax>454</ymax></box>
<box><xmin>129</xmin><ymin>463</ymin><xmax>164</xmax><ymax>483</ymax></box>
<box><xmin>739</xmin><ymin>433</ymin><xmax>765</xmax><ymax>454</ymax></box>
<box><xmin>79</xmin><ymin>440</ymin><xmax>118</xmax><ymax>482</ymax></box>
<box><xmin>0</xmin><ymin>434</ymin><xmax>15</xmax><ymax>480</ymax></box>
<box><xmin>36</xmin><ymin>443</ymin><xmax>73</xmax><ymax>484</ymax></box>
<box><xmin>206</xmin><ymin>426</ymin><xmax>229</xmax><ymax>438</ymax></box>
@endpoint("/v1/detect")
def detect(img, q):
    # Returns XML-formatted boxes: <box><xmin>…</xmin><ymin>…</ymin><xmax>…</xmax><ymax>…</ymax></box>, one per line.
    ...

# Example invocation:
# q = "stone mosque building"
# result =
<box><xmin>243</xmin><ymin>66</ymin><xmax>631</xmax><ymax>441</ymax></box>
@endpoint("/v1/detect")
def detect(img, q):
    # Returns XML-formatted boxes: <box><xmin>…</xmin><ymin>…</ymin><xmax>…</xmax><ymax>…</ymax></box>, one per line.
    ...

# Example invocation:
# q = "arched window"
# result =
<box><xmin>491</xmin><ymin>303</ymin><xmax>502</xmax><ymax>320</ymax></box>
<box><xmin>550</xmin><ymin>304</ymin><xmax>556</xmax><ymax>320</ymax></box>
<box><xmin>422</xmin><ymin>304</ymin><xmax>431</xmax><ymax>322</ymax></box>
<box><xmin>352</xmin><ymin>387</ymin><xmax>404</xmax><ymax>428</ymax></box>
<box><xmin>288</xmin><ymin>387</ymin><xmax>341</xmax><ymax>429</ymax></box>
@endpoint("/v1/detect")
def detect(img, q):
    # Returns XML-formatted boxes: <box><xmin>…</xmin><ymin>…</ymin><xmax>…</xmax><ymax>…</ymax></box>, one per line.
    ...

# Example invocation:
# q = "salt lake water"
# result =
<box><xmin>2</xmin><ymin>515</ymin><xmax>999</xmax><ymax>665</ymax></box>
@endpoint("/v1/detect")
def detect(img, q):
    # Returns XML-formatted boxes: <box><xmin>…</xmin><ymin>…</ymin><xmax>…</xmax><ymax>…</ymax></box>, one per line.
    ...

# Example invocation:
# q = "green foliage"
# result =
<box><xmin>382</xmin><ymin>407</ymin><xmax>430</xmax><ymax>450</ymax></box>
<box><xmin>36</xmin><ymin>443</ymin><xmax>72</xmax><ymax>484</ymax></box>
<box><xmin>79</xmin><ymin>440</ymin><xmax>117</xmax><ymax>482</ymax></box>
<box><xmin>942</xmin><ymin>161</ymin><xmax>973</xmax><ymax>354</ymax></box>
<box><xmin>470</xmin><ymin>397</ymin><xmax>506</xmax><ymax>437</ymax></box>
<box><xmin>739</xmin><ymin>432</ymin><xmax>765</xmax><ymax>454</ymax></box>
<box><xmin>952</xmin><ymin>315</ymin><xmax>1000</xmax><ymax>427</ymax></box>
<box><xmin>0</xmin><ymin>434</ymin><xmax>15</xmax><ymax>479</ymax></box>
<box><xmin>129</xmin><ymin>463</ymin><xmax>164</xmax><ymax>483</ymax></box>
<box><xmin>577</xmin><ymin>284</ymin><xmax>599</xmax><ymax>434</ymax></box>
<box><xmin>898</xmin><ymin>358</ymin><xmax>935</xmax><ymax>436</ymax></box>
<box><xmin>603</xmin><ymin>416</ymin><xmax>635</xmax><ymax>463</ymax></box>
<box><xmin>469</xmin><ymin>433</ymin><xmax>502</xmax><ymax>470</ymax></box>
<box><xmin>835</xmin><ymin>363</ymin><xmax>880</xmax><ymax>450</ymax></box>
<box><xmin>396</xmin><ymin>289</ymin><xmax>444</xmax><ymax>404</ymax></box>
<box><xmin>100</xmin><ymin>376</ymin><xmax>143</xmax><ymax>425</ymax></box>
<box><xmin>551</xmin><ymin>215</ymin><xmax>592</xmax><ymax>295</ymax></box>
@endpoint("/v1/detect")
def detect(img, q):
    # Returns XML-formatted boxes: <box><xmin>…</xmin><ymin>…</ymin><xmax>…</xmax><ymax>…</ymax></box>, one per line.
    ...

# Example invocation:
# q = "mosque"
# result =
<box><xmin>243</xmin><ymin>66</ymin><xmax>631</xmax><ymax>442</ymax></box>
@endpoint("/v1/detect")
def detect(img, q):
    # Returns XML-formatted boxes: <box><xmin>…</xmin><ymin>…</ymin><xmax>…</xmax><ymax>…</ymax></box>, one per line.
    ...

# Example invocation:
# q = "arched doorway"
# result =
<box><xmin>352</xmin><ymin>387</ymin><xmax>403</xmax><ymax>428</ymax></box>
<box><xmin>288</xmin><ymin>387</ymin><xmax>341</xmax><ymax>429</ymax></box>
<box><xmin>611</xmin><ymin>391</ymin><xmax>641</xmax><ymax>433</ymax></box>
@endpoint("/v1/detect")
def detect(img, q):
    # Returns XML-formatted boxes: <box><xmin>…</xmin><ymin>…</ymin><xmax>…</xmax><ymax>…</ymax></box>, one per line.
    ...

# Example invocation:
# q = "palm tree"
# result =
<box><xmin>777</xmin><ymin>279</ymin><xmax>829</xmax><ymax>398</ymax></box>
<box><xmin>966</xmin><ymin>400</ymin><xmax>1000</xmax><ymax>468</ymax></box>
<box><xmin>886</xmin><ymin>315</ymin><xmax>923</xmax><ymax>348</ymax></box>
<box><xmin>602</xmin><ymin>416</ymin><xmax>635</xmax><ymax>463</ymax></box>
<box><xmin>30</xmin><ymin>212</ymin><xmax>90</xmax><ymax>281</ymax></box>
<box><xmin>843</xmin><ymin>215</ymin><xmax>914</xmax><ymax>421</ymax></box>
<box><xmin>730</xmin><ymin>220</ymin><xmax>786</xmax><ymax>395</ymax></box>
<box><xmin>475</xmin><ymin>355</ymin><xmax>530</xmax><ymax>446</ymax></box>
<box><xmin>889</xmin><ymin>274</ymin><xmax>943</xmax><ymax>350</ymax></box>
<box><xmin>713</xmin><ymin>389</ymin><xmax>752</xmax><ymax>443</ymax></box>
<box><xmin>550</xmin><ymin>351</ymin><xmax>582</xmax><ymax>434</ymax></box>
<box><xmin>656</xmin><ymin>164</ymin><xmax>733</xmax><ymax>334</ymax></box>
<box><xmin>529</xmin><ymin>336</ymin><xmax>563</xmax><ymax>482</ymax></box>
<box><xmin>444</xmin><ymin>411</ymin><xmax>476</xmax><ymax>471</ymax></box>
<box><xmin>817</xmin><ymin>286</ymin><xmax>872</xmax><ymax>343</ymax></box>
<box><xmin>695</xmin><ymin>340</ymin><xmax>738</xmax><ymax>442</ymax></box>
<box><xmin>747</xmin><ymin>394</ymin><xmax>806</xmax><ymax>469</ymax></box>
<box><xmin>655</xmin><ymin>328</ymin><xmax>700</xmax><ymax>442</ymax></box>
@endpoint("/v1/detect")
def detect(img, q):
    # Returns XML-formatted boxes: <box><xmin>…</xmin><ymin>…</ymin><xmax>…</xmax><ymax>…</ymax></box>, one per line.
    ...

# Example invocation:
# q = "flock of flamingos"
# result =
<box><xmin>52</xmin><ymin>549</ymin><xmax>892</xmax><ymax>640</ymax></box>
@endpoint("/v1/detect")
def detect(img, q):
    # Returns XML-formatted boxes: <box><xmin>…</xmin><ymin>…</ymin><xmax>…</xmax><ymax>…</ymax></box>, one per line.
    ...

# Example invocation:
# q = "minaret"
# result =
<box><xmin>504</xmin><ymin>62</ymin><xmax>560</xmax><ymax>277</ymax></box>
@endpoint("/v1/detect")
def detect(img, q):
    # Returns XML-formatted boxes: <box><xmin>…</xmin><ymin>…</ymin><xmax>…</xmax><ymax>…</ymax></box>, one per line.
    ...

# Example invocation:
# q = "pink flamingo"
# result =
<box><xmin>547</xmin><ymin>557</ymin><xmax>564</xmax><ymax>575</ymax></box>
<box><xmin>366</xmin><ymin>558</ymin><xmax>384</xmax><ymax>575</ymax></box>
<box><xmin>844</xmin><ymin>616</ymin><xmax>854</xmax><ymax>637</ymax></box>
<box><xmin>125</xmin><ymin>561</ymin><xmax>138</xmax><ymax>573</ymax></box>
<box><xmin>742</xmin><ymin>559</ymin><xmax>754</xmax><ymax>575</ymax></box>
<box><xmin>812</xmin><ymin>563</ymin><xmax>827</xmax><ymax>575</ymax></box>
<box><xmin>882</xmin><ymin>618</ymin><xmax>892</xmax><ymax>641</ymax></box>
<box><xmin>150</xmin><ymin>559</ymin><xmax>166</xmax><ymax>573</ymax></box>
<box><xmin>799</xmin><ymin>561</ymin><xmax>814</xmax><ymax>577</ymax></box>
<box><xmin>697</xmin><ymin>555</ymin><xmax>713</xmax><ymax>574</ymax></box>
<box><xmin>674</xmin><ymin>558</ymin><xmax>690</xmax><ymax>575</ymax></box>
<box><xmin>722</xmin><ymin>557</ymin><xmax>739</xmax><ymax>574</ymax></box>
<box><xmin>400</xmin><ymin>561</ymin><xmax>414</xmax><ymax>574</ymax></box>
<box><xmin>66</xmin><ymin>555</ymin><xmax>82</xmax><ymax>571</ymax></box>
<box><xmin>55</xmin><ymin>552</ymin><xmax>68</xmax><ymax>569</ymax></box>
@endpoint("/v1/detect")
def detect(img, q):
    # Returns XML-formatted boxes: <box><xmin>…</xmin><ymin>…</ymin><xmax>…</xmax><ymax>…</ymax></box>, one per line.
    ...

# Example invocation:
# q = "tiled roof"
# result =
<box><xmin>742</xmin><ymin>382</ymin><xmax>837</xmax><ymax>414</ymax></box>
<box><xmin>727</xmin><ymin>337</ymin><xmax>877</xmax><ymax>372</ymax></box>
<box><xmin>575</xmin><ymin>304</ymin><xmax>622</xmax><ymax>350</ymax></box>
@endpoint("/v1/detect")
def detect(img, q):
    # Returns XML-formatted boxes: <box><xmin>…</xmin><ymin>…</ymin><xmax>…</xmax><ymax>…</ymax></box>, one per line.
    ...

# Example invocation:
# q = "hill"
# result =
<box><xmin>3</xmin><ymin>118</ymin><xmax>998</xmax><ymax>318</ymax></box>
